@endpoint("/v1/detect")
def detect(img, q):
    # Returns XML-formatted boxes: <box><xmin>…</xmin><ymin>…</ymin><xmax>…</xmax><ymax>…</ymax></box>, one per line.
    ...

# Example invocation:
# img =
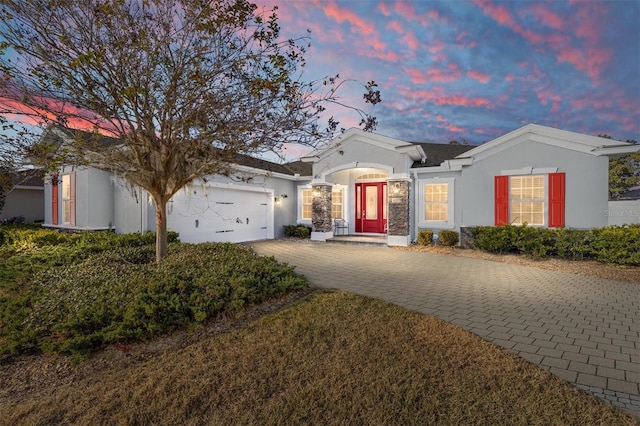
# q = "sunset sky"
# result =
<box><xmin>261</xmin><ymin>0</ymin><xmax>640</xmax><ymax>150</ymax></box>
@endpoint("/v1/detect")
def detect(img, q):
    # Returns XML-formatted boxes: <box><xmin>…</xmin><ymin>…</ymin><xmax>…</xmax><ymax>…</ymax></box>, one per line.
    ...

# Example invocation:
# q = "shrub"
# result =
<box><xmin>471</xmin><ymin>224</ymin><xmax>640</xmax><ymax>265</ymax></box>
<box><xmin>283</xmin><ymin>225</ymin><xmax>311</xmax><ymax>239</ymax></box>
<box><xmin>438</xmin><ymin>230</ymin><xmax>459</xmax><ymax>247</ymax></box>
<box><xmin>417</xmin><ymin>230</ymin><xmax>433</xmax><ymax>246</ymax></box>
<box><xmin>2</xmin><ymin>241</ymin><xmax>307</xmax><ymax>359</ymax></box>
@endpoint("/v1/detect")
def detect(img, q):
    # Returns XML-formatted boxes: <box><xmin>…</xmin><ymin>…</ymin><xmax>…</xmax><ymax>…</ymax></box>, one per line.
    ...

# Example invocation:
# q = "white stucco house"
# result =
<box><xmin>42</xmin><ymin>123</ymin><xmax>639</xmax><ymax>245</ymax></box>
<box><xmin>1</xmin><ymin>169</ymin><xmax>44</xmax><ymax>223</ymax></box>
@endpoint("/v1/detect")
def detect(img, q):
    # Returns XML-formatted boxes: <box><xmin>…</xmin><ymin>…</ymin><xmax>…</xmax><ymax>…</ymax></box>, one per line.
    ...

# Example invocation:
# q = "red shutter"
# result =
<box><xmin>494</xmin><ymin>175</ymin><xmax>509</xmax><ymax>226</ymax></box>
<box><xmin>69</xmin><ymin>172</ymin><xmax>76</xmax><ymax>226</ymax></box>
<box><xmin>51</xmin><ymin>181</ymin><xmax>59</xmax><ymax>225</ymax></box>
<box><xmin>548</xmin><ymin>172</ymin><xmax>565</xmax><ymax>228</ymax></box>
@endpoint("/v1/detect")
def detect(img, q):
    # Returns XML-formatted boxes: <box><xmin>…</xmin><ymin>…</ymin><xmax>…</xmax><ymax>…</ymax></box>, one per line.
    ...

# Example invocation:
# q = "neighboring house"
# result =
<box><xmin>42</xmin><ymin>123</ymin><xmax>639</xmax><ymax>244</ymax></box>
<box><xmin>0</xmin><ymin>169</ymin><xmax>44</xmax><ymax>223</ymax></box>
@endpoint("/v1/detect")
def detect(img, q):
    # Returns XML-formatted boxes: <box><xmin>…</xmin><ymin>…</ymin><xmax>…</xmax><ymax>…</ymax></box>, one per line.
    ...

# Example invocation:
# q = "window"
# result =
<box><xmin>62</xmin><ymin>174</ymin><xmax>71</xmax><ymax>224</ymax></box>
<box><xmin>425</xmin><ymin>183</ymin><xmax>448</xmax><ymax>221</ymax></box>
<box><xmin>494</xmin><ymin>172</ymin><xmax>565</xmax><ymax>228</ymax></box>
<box><xmin>509</xmin><ymin>175</ymin><xmax>544</xmax><ymax>225</ymax></box>
<box><xmin>59</xmin><ymin>172</ymin><xmax>76</xmax><ymax>226</ymax></box>
<box><xmin>418</xmin><ymin>177</ymin><xmax>454</xmax><ymax>227</ymax></box>
<box><xmin>332</xmin><ymin>188</ymin><xmax>343</xmax><ymax>219</ymax></box>
<box><xmin>299</xmin><ymin>186</ymin><xmax>345</xmax><ymax>222</ymax></box>
<box><xmin>301</xmin><ymin>188</ymin><xmax>313</xmax><ymax>221</ymax></box>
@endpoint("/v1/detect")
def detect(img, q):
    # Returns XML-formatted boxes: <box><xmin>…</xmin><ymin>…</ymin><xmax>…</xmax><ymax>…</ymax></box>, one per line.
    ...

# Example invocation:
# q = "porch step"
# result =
<box><xmin>326</xmin><ymin>235</ymin><xmax>387</xmax><ymax>246</ymax></box>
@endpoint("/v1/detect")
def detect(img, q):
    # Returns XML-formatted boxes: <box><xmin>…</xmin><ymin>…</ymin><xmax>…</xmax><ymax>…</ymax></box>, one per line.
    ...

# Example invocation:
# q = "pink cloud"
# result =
<box><xmin>529</xmin><ymin>4</ymin><xmax>564</xmax><ymax>30</ymax></box>
<box><xmin>378</xmin><ymin>2</ymin><xmax>391</xmax><ymax>17</ymax></box>
<box><xmin>405</xmin><ymin>68</ymin><xmax>427</xmax><ymax>84</ymax></box>
<box><xmin>473</xmin><ymin>0</ymin><xmax>542</xmax><ymax>44</ymax></box>
<box><xmin>323</xmin><ymin>1</ymin><xmax>376</xmax><ymax>36</ymax></box>
<box><xmin>394</xmin><ymin>2</ymin><xmax>417</xmax><ymax>21</ymax></box>
<box><xmin>386</xmin><ymin>20</ymin><xmax>403</xmax><ymax>34</ymax></box>
<box><xmin>446</xmin><ymin>124</ymin><xmax>465</xmax><ymax>133</ymax></box>
<box><xmin>467</xmin><ymin>70</ymin><xmax>490</xmax><ymax>84</ymax></box>
<box><xmin>402</xmin><ymin>31</ymin><xmax>420</xmax><ymax>50</ymax></box>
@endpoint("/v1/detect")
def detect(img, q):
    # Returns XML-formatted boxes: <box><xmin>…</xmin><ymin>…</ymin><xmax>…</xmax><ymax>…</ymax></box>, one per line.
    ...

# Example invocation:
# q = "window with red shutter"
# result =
<box><xmin>548</xmin><ymin>172</ymin><xmax>565</xmax><ymax>228</ymax></box>
<box><xmin>51</xmin><ymin>181</ymin><xmax>59</xmax><ymax>225</ymax></box>
<box><xmin>494</xmin><ymin>175</ymin><xmax>509</xmax><ymax>225</ymax></box>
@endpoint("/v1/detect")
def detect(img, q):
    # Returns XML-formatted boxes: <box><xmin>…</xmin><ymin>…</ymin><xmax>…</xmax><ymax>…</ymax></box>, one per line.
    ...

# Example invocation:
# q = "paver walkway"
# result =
<box><xmin>251</xmin><ymin>240</ymin><xmax>640</xmax><ymax>417</ymax></box>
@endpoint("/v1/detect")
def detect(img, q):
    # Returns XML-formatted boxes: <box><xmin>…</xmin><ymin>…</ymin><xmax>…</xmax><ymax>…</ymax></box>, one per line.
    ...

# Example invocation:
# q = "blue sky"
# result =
<box><xmin>261</xmin><ymin>0</ymin><xmax>639</xmax><ymax>152</ymax></box>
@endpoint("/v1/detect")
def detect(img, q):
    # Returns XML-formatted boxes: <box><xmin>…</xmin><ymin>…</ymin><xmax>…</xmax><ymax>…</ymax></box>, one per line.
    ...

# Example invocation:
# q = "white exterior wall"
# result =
<box><xmin>313</xmin><ymin>138</ymin><xmax>413</xmax><ymax>180</ymax></box>
<box><xmin>113</xmin><ymin>181</ymin><xmax>151</xmax><ymax>234</ymax></box>
<box><xmin>607</xmin><ymin>200</ymin><xmax>640</xmax><ymax>226</ymax></box>
<box><xmin>0</xmin><ymin>187</ymin><xmax>44</xmax><ymax>222</ymax></box>
<box><xmin>460</xmin><ymin>140</ymin><xmax>609</xmax><ymax>229</ymax></box>
<box><xmin>83</xmin><ymin>168</ymin><xmax>114</xmax><ymax>229</ymax></box>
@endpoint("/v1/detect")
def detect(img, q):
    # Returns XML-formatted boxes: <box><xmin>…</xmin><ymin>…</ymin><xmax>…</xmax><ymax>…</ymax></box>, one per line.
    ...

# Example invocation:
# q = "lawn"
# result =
<box><xmin>1</xmin><ymin>291</ymin><xmax>635</xmax><ymax>425</ymax></box>
<box><xmin>0</xmin><ymin>226</ymin><xmax>637</xmax><ymax>424</ymax></box>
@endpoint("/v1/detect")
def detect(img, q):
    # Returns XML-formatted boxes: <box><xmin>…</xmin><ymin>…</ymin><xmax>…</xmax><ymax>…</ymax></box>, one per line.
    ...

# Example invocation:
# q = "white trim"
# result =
<box><xmin>297</xmin><ymin>184</ymin><xmax>313</xmax><ymax>224</ymax></box>
<box><xmin>302</xmin><ymin>128</ymin><xmax>414</xmax><ymax>161</ymax></box>
<box><xmin>230</xmin><ymin>164</ymin><xmax>310</xmax><ymax>180</ymax></box>
<box><xmin>311</xmin><ymin>231</ymin><xmax>333</xmax><ymax>241</ymax></box>
<box><xmin>417</xmin><ymin>177</ymin><xmax>455</xmax><ymax>229</ymax></box>
<box><xmin>456</xmin><ymin>123</ymin><xmax>636</xmax><ymax>162</ymax></box>
<box><xmin>387</xmin><ymin>235</ymin><xmax>410</xmax><ymax>246</ymax></box>
<box><xmin>9</xmin><ymin>186</ymin><xmax>44</xmax><ymax>191</ymax></box>
<box><xmin>43</xmin><ymin>224</ymin><xmax>112</xmax><ymax>231</ymax></box>
<box><xmin>318</xmin><ymin>162</ymin><xmax>393</xmax><ymax>182</ymax></box>
<box><xmin>500</xmin><ymin>167</ymin><xmax>558</xmax><ymax>176</ymax></box>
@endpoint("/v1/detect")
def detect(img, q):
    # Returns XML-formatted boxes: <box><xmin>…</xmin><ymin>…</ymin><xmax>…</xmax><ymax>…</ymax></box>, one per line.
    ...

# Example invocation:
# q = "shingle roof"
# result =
<box><xmin>231</xmin><ymin>153</ymin><xmax>311</xmax><ymax>176</ymax></box>
<box><xmin>10</xmin><ymin>169</ymin><xmax>44</xmax><ymax>187</ymax></box>
<box><xmin>617</xmin><ymin>188</ymin><xmax>640</xmax><ymax>200</ymax></box>
<box><xmin>43</xmin><ymin>124</ymin><xmax>310</xmax><ymax>177</ymax></box>
<box><xmin>411</xmin><ymin>143</ymin><xmax>476</xmax><ymax>168</ymax></box>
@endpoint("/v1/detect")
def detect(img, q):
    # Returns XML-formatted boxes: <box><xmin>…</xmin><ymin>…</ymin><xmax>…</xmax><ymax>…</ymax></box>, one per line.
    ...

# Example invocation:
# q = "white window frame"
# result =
<box><xmin>417</xmin><ymin>177</ymin><xmax>455</xmax><ymax>229</ymax></box>
<box><xmin>508</xmin><ymin>174</ymin><xmax>547</xmax><ymax>226</ymax></box>
<box><xmin>62</xmin><ymin>174</ymin><xmax>71</xmax><ymax>224</ymax></box>
<box><xmin>297</xmin><ymin>184</ymin><xmax>347</xmax><ymax>224</ymax></box>
<box><xmin>297</xmin><ymin>185</ymin><xmax>313</xmax><ymax>224</ymax></box>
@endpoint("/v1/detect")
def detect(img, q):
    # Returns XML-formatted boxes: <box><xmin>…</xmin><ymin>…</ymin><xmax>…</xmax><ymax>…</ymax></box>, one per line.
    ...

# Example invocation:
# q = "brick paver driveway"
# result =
<box><xmin>251</xmin><ymin>240</ymin><xmax>640</xmax><ymax>416</ymax></box>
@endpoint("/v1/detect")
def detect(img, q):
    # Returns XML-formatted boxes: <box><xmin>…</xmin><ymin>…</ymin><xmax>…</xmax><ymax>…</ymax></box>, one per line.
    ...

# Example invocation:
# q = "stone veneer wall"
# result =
<box><xmin>387</xmin><ymin>180</ymin><xmax>409</xmax><ymax>236</ymax></box>
<box><xmin>311</xmin><ymin>184</ymin><xmax>332</xmax><ymax>233</ymax></box>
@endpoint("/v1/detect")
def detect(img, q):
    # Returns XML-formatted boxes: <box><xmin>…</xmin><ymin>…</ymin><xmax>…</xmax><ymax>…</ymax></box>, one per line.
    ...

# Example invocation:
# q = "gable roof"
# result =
<box><xmin>302</xmin><ymin>128</ymin><xmax>426</xmax><ymax>163</ymax></box>
<box><xmin>411</xmin><ymin>143</ymin><xmax>476</xmax><ymax>168</ymax></box>
<box><xmin>456</xmin><ymin>124</ymin><xmax>639</xmax><ymax>160</ymax></box>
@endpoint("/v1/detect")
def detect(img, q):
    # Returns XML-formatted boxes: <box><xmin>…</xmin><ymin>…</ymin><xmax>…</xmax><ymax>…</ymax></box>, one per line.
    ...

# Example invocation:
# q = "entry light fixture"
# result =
<box><xmin>393</xmin><ymin>182</ymin><xmax>402</xmax><ymax>194</ymax></box>
<box><xmin>275</xmin><ymin>197</ymin><xmax>280</xmax><ymax>205</ymax></box>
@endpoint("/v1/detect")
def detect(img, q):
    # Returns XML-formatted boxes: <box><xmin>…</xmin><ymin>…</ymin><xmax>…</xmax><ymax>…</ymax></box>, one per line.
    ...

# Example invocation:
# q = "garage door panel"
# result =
<box><xmin>167</xmin><ymin>187</ymin><xmax>270</xmax><ymax>244</ymax></box>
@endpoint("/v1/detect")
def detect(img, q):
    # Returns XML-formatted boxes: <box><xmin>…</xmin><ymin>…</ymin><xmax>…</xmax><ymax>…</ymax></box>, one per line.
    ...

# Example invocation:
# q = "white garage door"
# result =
<box><xmin>167</xmin><ymin>186</ymin><xmax>271</xmax><ymax>244</ymax></box>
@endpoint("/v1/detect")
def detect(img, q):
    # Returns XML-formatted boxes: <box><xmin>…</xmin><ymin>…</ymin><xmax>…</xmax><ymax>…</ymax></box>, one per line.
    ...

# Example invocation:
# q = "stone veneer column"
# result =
<box><xmin>387</xmin><ymin>180</ymin><xmax>410</xmax><ymax>246</ymax></box>
<box><xmin>311</xmin><ymin>183</ymin><xmax>333</xmax><ymax>241</ymax></box>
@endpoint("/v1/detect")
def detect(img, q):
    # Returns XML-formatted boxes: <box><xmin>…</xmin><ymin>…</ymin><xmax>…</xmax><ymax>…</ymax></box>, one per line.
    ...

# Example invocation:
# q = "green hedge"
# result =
<box><xmin>438</xmin><ymin>230</ymin><xmax>459</xmax><ymax>247</ymax></box>
<box><xmin>471</xmin><ymin>224</ymin><xmax>640</xmax><ymax>265</ymax></box>
<box><xmin>283</xmin><ymin>225</ymin><xmax>311</xmax><ymax>238</ymax></box>
<box><xmin>417</xmin><ymin>230</ymin><xmax>433</xmax><ymax>246</ymax></box>
<box><xmin>2</xmin><ymin>242</ymin><xmax>307</xmax><ymax>360</ymax></box>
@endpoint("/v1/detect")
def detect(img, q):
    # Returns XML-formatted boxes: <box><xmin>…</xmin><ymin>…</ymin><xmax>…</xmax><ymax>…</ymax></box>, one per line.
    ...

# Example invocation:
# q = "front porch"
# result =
<box><xmin>326</xmin><ymin>235</ymin><xmax>387</xmax><ymax>246</ymax></box>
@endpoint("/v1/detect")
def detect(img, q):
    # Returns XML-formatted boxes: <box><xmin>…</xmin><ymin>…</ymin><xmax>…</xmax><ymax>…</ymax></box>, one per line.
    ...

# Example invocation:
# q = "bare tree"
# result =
<box><xmin>0</xmin><ymin>0</ymin><xmax>380</xmax><ymax>260</ymax></box>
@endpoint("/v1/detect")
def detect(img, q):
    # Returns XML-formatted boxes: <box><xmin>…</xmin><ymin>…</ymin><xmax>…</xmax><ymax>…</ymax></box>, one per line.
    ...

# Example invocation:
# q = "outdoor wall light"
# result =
<box><xmin>275</xmin><ymin>197</ymin><xmax>280</xmax><ymax>205</ymax></box>
<box><xmin>393</xmin><ymin>182</ymin><xmax>402</xmax><ymax>194</ymax></box>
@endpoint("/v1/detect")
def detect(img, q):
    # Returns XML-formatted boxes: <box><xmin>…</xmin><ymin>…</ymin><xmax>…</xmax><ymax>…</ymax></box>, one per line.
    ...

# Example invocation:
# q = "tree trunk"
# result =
<box><xmin>154</xmin><ymin>196</ymin><xmax>168</xmax><ymax>262</ymax></box>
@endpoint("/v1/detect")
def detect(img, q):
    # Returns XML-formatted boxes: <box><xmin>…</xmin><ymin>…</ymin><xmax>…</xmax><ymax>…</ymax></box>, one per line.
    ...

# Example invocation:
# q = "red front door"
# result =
<box><xmin>355</xmin><ymin>182</ymin><xmax>387</xmax><ymax>233</ymax></box>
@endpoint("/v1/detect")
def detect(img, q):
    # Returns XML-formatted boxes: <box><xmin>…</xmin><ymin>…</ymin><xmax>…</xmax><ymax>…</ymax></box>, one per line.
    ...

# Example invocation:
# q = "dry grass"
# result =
<box><xmin>1</xmin><ymin>291</ymin><xmax>636</xmax><ymax>426</ymax></box>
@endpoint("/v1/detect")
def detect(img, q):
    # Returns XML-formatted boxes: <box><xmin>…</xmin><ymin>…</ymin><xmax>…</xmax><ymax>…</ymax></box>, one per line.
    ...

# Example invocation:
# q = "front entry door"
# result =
<box><xmin>355</xmin><ymin>182</ymin><xmax>387</xmax><ymax>233</ymax></box>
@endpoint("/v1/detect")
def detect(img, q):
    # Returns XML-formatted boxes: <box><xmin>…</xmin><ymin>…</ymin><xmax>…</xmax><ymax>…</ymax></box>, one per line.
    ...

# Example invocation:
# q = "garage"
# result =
<box><xmin>166</xmin><ymin>184</ymin><xmax>273</xmax><ymax>244</ymax></box>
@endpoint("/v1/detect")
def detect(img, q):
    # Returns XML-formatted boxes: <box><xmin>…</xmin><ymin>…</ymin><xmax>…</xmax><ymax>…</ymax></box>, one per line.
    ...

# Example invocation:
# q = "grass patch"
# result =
<box><xmin>1</xmin><ymin>292</ymin><xmax>634</xmax><ymax>425</ymax></box>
